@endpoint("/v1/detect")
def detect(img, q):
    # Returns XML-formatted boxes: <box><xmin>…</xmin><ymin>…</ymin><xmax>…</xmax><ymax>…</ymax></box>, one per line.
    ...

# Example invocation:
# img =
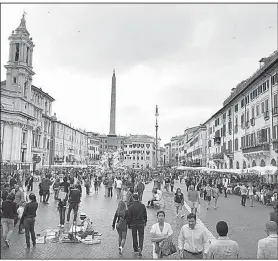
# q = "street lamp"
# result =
<box><xmin>155</xmin><ymin>105</ymin><xmax>159</xmax><ymax>170</ymax></box>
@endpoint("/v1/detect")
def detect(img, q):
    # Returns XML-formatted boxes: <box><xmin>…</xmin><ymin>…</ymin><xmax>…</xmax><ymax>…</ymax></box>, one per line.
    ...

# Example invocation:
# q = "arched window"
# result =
<box><xmin>252</xmin><ymin>160</ymin><xmax>256</xmax><ymax>167</ymax></box>
<box><xmin>260</xmin><ymin>159</ymin><xmax>266</xmax><ymax>167</ymax></box>
<box><xmin>271</xmin><ymin>158</ymin><xmax>277</xmax><ymax>166</ymax></box>
<box><xmin>243</xmin><ymin>161</ymin><xmax>247</xmax><ymax>169</ymax></box>
<box><xmin>236</xmin><ymin>161</ymin><xmax>239</xmax><ymax>169</ymax></box>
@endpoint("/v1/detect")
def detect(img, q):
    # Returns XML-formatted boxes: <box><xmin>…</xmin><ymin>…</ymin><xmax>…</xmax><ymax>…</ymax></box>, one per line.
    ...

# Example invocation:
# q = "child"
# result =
<box><xmin>38</xmin><ymin>182</ymin><xmax>43</xmax><ymax>202</ymax></box>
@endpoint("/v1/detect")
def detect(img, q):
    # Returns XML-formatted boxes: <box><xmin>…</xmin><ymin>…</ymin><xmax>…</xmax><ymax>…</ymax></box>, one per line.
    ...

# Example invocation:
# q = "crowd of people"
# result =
<box><xmin>1</xmin><ymin>166</ymin><xmax>278</xmax><ymax>259</ymax></box>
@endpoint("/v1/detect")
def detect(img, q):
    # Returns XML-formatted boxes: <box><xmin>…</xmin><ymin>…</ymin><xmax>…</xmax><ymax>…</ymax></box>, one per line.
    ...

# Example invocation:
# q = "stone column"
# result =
<box><xmin>29</xmin><ymin>49</ymin><xmax>33</xmax><ymax>67</ymax></box>
<box><xmin>9</xmin><ymin>44</ymin><xmax>12</xmax><ymax>61</ymax></box>
<box><xmin>3</xmin><ymin>123</ymin><xmax>13</xmax><ymax>161</ymax></box>
<box><xmin>11</xmin><ymin>125</ymin><xmax>22</xmax><ymax>162</ymax></box>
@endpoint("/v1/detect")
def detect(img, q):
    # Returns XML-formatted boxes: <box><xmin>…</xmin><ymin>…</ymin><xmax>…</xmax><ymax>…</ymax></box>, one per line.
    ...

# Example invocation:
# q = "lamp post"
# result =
<box><xmin>155</xmin><ymin>105</ymin><xmax>159</xmax><ymax>170</ymax></box>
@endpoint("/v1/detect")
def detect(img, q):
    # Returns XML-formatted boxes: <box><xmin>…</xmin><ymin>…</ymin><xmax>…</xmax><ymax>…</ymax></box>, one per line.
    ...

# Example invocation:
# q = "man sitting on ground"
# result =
<box><xmin>78</xmin><ymin>213</ymin><xmax>94</xmax><ymax>239</ymax></box>
<box><xmin>147</xmin><ymin>189</ymin><xmax>159</xmax><ymax>208</ymax></box>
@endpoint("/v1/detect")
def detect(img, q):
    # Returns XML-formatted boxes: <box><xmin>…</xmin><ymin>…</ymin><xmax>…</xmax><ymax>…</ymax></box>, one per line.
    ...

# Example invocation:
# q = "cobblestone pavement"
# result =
<box><xmin>1</xmin><ymin>180</ymin><xmax>272</xmax><ymax>259</ymax></box>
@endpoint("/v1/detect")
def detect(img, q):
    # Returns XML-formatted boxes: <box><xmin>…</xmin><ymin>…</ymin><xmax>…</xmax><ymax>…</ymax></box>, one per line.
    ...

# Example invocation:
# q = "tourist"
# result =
<box><xmin>14</xmin><ymin>185</ymin><xmax>26</xmax><ymax>234</ymax></box>
<box><xmin>257</xmin><ymin>221</ymin><xmax>278</xmax><ymax>259</ymax></box>
<box><xmin>27</xmin><ymin>174</ymin><xmax>34</xmax><ymax>192</ymax></box>
<box><xmin>136</xmin><ymin>179</ymin><xmax>145</xmax><ymax>202</ymax></box>
<box><xmin>205</xmin><ymin>184</ymin><xmax>213</xmax><ymax>210</ymax></box>
<box><xmin>53</xmin><ymin>178</ymin><xmax>60</xmax><ymax>200</ymax></box>
<box><xmin>1</xmin><ymin>193</ymin><xmax>17</xmax><ymax>248</ymax></box>
<box><xmin>208</xmin><ymin>221</ymin><xmax>239</xmax><ymax>259</ymax></box>
<box><xmin>57</xmin><ymin>192</ymin><xmax>67</xmax><ymax>228</ymax></box>
<box><xmin>22</xmin><ymin>193</ymin><xmax>38</xmax><ymax>249</ymax></box>
<box><xmin>269</xmin><ymin>201</ymin><xmax>278</xmax><ymax>225</ymax></box>
<box><xmin>84</xmin><ymin>177</ymin><xmax>91</xmax><ymax>195</ymax></box>
<box><xmin>126</xmin><ymin>188</ymin><xmax>134</xmax><ymax>207</ymax></box>
<box><xmin>188</xmin><ymin>185</ymin><xmax>200</xmax><ymax>214</ymax></box>
<box><xmin>108</xmin><ymin>177</ymin><xmax>114</xmax><ymax>198</ymax></box>
<box><xmin>170</xmin><ymin>176</ymin><xmax>175</xmax><ymax>192</ymax></box>
<box><xmin>66</xmin><ymin>185</ymin><xmax>81</xmax><ymax>224</ymax></box>
<box><xmin>112</xmin><ymin>201</ymin><xmax>128</xmax><ymax>255</ymax></box>
<box><xmin>212</xmin><ymin>184</ymin><xmax>220</xmax><ymax>210</ymax></box>
<box><xmin>174</xmin><ymin>188</ymin><xmax>185</xmax><ymax>218</ymax></box>
<box><xmin>150</xmin><ymin>211</ymin><xmax>173</xmax><ymax>259</ymax></box>
<box><xmin>127</xmin><ymin>193</ymin><xmax>147</xmax><ymax>256</ymax></box>
<box><xmin>116</xmin><ymin>177</ymin><xmax>123</xmax><ymax>199</ymax></box>
<box><xmin>178</xmin><ymin>213</ymin><xmax>209</xmax><ymax>259</ymax></box>
<box><xmin>60</xmin><ymin>176</ymin><xmax>70</xmax><ymax>194</ymax></box>
<box><xmin>240</xmin><ymin>184</ymin><xmax>248</xmax><ymax>207</ymax></box>
<box><xmin>247</xmin><ymin>184</ymin><xmax>255</xmax><ymax>207</ymax></box>
<box><xmin>94</xmin><ymin>176</ymin><xmax>98</xmax><ymax>193</ymax></box>
<box><xmin>41</xmin><ymin>175</ymin><xmax>53</xmax><ymax>204</ymax></box>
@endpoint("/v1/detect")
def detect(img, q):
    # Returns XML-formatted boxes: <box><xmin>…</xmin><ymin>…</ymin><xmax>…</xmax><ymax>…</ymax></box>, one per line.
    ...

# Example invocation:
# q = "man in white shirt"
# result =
<box><xmin>257</xmin><ymin>221</ymin><xmax>278</xmax><ymax>259</ymax></box>
<box><xmin>208</xmin><ymin>221</ymin><xmax>239</xmax><ymax>259</ymax></box>
<box><xmin>239</xmin><ymin>184</ymin><xmax>248</xmax><ymax>206</ymax></box>
<box><xmin>116</xmin><ymin>177</ymin><xmax>122</xmax><ymax>199</ymax></box>
<box><xmin>178</xmin><ymin>213</ymin><xmax>209</xmax><ymax>259</ymax></box>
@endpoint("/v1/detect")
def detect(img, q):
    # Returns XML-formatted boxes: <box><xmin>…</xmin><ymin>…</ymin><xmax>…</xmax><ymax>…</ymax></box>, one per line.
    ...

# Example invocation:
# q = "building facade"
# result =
<box><xmin>87</xmin><ymin>132</ymin><xmax>100</xmax><ymax>164</ymax></box>
<box><xmin>1</xmin><ymin>14</ymin><xmax>55</xmax><ymax>172</ymax></box>
<box><xmin>49</xmin><ymin>114</ymin><xmax>88</xmax><ymax>166</ymax></box>
<box><xmin>164</xmin><ymin>142</ymin><xmax>171</xmax><ymax>166</ymax></box>
<box><xmin>123</xmin><ymin>135</ymin><xmax>157</xmax><ymax>169</ymax></box>
<box><xmin>204</xmin><ymin>51</ymin><xmax>278</xmax><ymax>172</ymax></box>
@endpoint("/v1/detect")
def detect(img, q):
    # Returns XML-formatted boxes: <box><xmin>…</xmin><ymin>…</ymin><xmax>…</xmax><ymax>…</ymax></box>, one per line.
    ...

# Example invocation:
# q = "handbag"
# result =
<box><xmin>160</xmin><ymin>237</ymin><xmax>177</xmax><ymax>256</ymax></box>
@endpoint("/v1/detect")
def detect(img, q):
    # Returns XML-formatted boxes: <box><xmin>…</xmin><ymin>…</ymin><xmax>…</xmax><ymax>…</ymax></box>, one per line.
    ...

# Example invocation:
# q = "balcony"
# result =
<box><xmin>212</xmin><ymin>152</ymin><xmax>224</xmax><ymax>160</ymax></box>
<box><xmin>214</xmin><ymin>137</ymin><xmax>221</xmax><ymax>144</ymax></box>
<box><xmin>241</xmin><ymin>143</ymin><xmax>270</xmax><ymax>157</ymax></box>
<box><xmin>264</xmin><ymin>111</ymin><xmax>269</xmax><ymax>120</ymax></box>
<box><xmin>224</xmin><ymin>149</ymin><xmax>234</xmax><ymax>159</ymax></box>
<box><xmin>273</xmin><ymin>106</ymin><xmax>278</xmax><ymax>116</ymax></box>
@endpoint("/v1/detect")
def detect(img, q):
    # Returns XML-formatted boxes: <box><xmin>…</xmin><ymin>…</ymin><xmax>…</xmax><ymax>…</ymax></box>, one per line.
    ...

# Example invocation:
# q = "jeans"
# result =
<box><xmin>1</xmin><ymin>218</ymin><xmax>14</xmax><ymax>241</ymax></box>
<box><xmin>27</xmin><ymin>182</ymin><xmax>33</xmax><ymax>191</ymax></box>
<box><xmin>224</xmin><ymin>187</ymin><xmax>227</xmax><ymax>198</ymax></box>
<box><xmin>117</xmin><ymin>188</ymin><xmax>122</xmax><ymax>199</ymax></box>
<box><xmin>23</xmin><ymin>217</ymin><xmax>36</xmax><ymax>247</ymax></box>
<box><xmin>170</xmin><ymin>185</ymin><xmax>174</xmax><ymax>192</ymax></box>
<box><xmin>108</xmin><ymin>187</ymin><xmax>113</xmax><ymax>197</ymax></box>
<box><xmin>42</xmin><ymin>189</ymin><xmax>50</xmax><ymax>203</ymax></box>
<box><xmin>85</xmin><ymin>185</ymin><xmax>90</xmax><ymax>195</ymax></box>
<box><xmin>67</xmin><ymin>202</ymin><xmax>79</xmax><ymax>222</ymax></box>
<box><xmin>59</xmin><ymin>207</ymin><xmax>66</xmax><ymax>225</ymax></box>
<box><xmin>241</xmin><ymin>195</ymin><xmax>247</xmax><ymax>206</ymax></box>
<box><xmin>131</xmin><ymin>224</ymin><xmax>145</xmax><ymax>251</ymax></box>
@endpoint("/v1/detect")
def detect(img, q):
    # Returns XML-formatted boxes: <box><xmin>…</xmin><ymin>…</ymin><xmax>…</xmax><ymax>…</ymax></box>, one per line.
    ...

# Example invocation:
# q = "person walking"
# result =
<box><xmin>188</xmin><ymin>185</ymin><xmax>200</xmax><ymax>215</ymax></box>
<box><xmin>116</xmin><ymin>177</ymin><xmax>123</xmax><ymax>199</ymax></box>
<box><xmin>27</xmin><ymin>174</ymin><xmax>34</xmax><ymax>192</ymax></box>
<box><xmin>136</xmin><ymin>179</ymin><xmax>145</xmax><ymax>202</ymax></box>
<box><xmin>178</xmin><ymin>213</ymin><xmax>209</xmax><ymax>259</ymax></box>
<box><xmin>205</xmin><ymin>184</ymin><xmax>213</xmax><ymax>210</ymax></box>
<box><xmin>174</xmin><ymin>188</ymin><xmax>185</xmax><ymax>218</ymax></box>
<box><xmin>66</xmin><ymin>185</ymin><xmax>81</xmax><ymax>224</ymax></box>
<box><xmin>57</xmin><ymin>190</ymin><xmax>67</xmax><ymax>228</ymax></box>
<box><xmin>247</xmin><ymin>184</ymin><xmax>254</xmax><ymax>207</ymax></box>
<box><xmin>269</xmin><ymin>201</ymin><xmax>278</xmax><ymax>225</ymax></box>
<box><xmin>14</xmin><ymin>185</ymin><xmax>26</xmax><ymax>234</ymax></box>
<box><xmin>108</xmin><ymin>178</ymin><xmax>113</xmax><ymax>198</ymax></box>
<box><xmin>150</xmin><ymin>211</ymin><xmax>173</xmax><ymax>259</ymax></box>
<box><xmin>94</xmin><ymin>176</ymin><xmax>99</xmax><ymax>193</ymax></box>
<box><xmin>53</xmin><ymin>178</ymin><xmax>60</xmax><ymax>200</ymax></box>
<box><xmin>112</xmin><ymin>200</ymin><xmax>128</xmax><ymax>255</ymax></box>
<box><xmin>41</xmin><ymin>175</ymin><xmax>53</xmax><ymax>204</ymax></box>
<box><xmin>21</xmin><ymin>193</ymin><xmax>38</xmax><ymax>249</ymax></box>
<box><xmin>170</xmin><ymin>177</ymin><xmax>175</xmax><ymax>193</ymax></box>
<box><xmin>240</xmin><ymin>184</ymin><xmax>248</xmax><ymax>207</ymax></box>
<box><xmin>1</xmin><ymin>193</ymin><xmax>17</xmax><ymax>248</ymax></box>
<box><xmin>257</xmin><ymin>221</ymin><xmax>278</xmax><ymax>259</ymax></box>
<box><xmin>208</xmin><ymin>221</ymin><xmax>239</xmax><ymax>259</ymax></box>
<box><xmin>212</xmin><ymin>184</ymin><xmax>220</xmax><ymax>210</ymax></box>
<box><xmin>127</xmin><ymin>194</ymin><xmax>147</xmax><ymax>257</ymax></box>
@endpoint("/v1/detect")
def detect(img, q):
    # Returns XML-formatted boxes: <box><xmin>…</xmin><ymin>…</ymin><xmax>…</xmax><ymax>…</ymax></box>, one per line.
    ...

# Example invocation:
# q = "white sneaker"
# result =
<box><xmin>119</xmin><ymin>246</ymin><xmax>123</xmax><ymax>254</ymax></box>
<box><xmin>61</xmin><ymin>225</ymin><xmax>64</xmax><ymax>228</ymax></box>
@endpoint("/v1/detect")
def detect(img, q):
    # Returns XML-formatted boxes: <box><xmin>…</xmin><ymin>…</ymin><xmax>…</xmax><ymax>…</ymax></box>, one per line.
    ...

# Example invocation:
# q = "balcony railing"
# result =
<box><xmin>264</xmin><ymin>111</ymin><xmax>269</xmax><ymax>120</ymax></box>
<box><xmin>273</xmin><ymin>106</ymin><xmax>278</xmax><ymax>115</ymax></box>
<box><xmin>214</xmin><ymin>137</ymin><xmax>221</xmax><ymax>144</ymax></box>
<box><xmin>224</xmin><ymin>149</ymin><xmax>234</xmax><ymax>158</ymax></box>
<box><xmin>212</xmin><ymin>152</ymin><xmax>224</xmax><ymax>159</ymax></box>
<box><xmin>250</xmin><ymin>118</ymin><xmax>255</xmax><ymax>126</ymax></box>
<box><xmin>241</xmin><ymin>143</ymin><xmax>270</xmax><ymax>153</ymax></box>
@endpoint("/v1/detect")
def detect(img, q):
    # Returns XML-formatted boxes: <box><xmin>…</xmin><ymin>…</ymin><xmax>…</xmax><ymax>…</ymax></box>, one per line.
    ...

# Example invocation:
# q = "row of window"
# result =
<box><xmin>124</xmin><ymin>144</ymin><xmax>151</xmax><ymax>148</ymax></box>
<box><xmin>124</xmin><ymin>150</ymin><xmax>151</xmax><ymax>155</ymax></box>
<box><xmin>124</xmin><ymin>156</ymin><xmax>151</xmax><ymax>161</ymax></box>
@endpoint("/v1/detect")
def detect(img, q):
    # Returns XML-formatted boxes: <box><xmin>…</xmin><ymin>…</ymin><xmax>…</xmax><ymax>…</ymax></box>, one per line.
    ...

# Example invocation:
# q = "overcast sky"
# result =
<box><xmin>1</xmin><ymin>4</ymin><xmax>277</xmax><ymax>145</ymax></box>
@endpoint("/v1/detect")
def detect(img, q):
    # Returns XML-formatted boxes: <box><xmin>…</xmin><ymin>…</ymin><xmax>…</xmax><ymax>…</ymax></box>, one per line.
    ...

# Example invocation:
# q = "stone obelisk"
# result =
<box><xmin>108</xmin><ymin>69</ymin><xmax>117</xmax><ymax>137</ymax></box>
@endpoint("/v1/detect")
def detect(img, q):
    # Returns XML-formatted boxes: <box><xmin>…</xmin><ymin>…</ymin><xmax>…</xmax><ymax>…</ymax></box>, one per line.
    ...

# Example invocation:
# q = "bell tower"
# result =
<box><xmin>4</xmin><ymin>12</ymin><xmax>35</xmax><ymax>101</ymax></box>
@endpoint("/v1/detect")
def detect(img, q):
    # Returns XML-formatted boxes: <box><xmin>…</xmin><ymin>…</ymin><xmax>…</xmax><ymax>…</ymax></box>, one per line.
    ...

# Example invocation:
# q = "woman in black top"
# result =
<box><xmin>112</xmin><ymin>200</ymin><xmax>128</xmax><ymax>255</ymax></box>
<box><xmin>174</xmin><ymin>188</ymin><xmax>185</xmax><ymax>218</ymax></box>
<box><xmin>22</xmin><ymin>193</ymin><xmax>38</xmax><ymax>249</ymax></box>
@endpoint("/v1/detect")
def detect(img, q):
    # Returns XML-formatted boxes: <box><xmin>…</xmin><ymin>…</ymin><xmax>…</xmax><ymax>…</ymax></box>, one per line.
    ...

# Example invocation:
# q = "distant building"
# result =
<box><xmin>123</xmin><ymin>135</ymin><xmax>158</xmax><ymax>169</ymax></box>
<box><xmin>87</xmin><ymin>131</ymin><xmax>100</xmax><ymax>164</ymax></box>
<box><xmin>49</xmin><ymin>114</ymin><xmax>88</xmax><ymax>166</ymax></box>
